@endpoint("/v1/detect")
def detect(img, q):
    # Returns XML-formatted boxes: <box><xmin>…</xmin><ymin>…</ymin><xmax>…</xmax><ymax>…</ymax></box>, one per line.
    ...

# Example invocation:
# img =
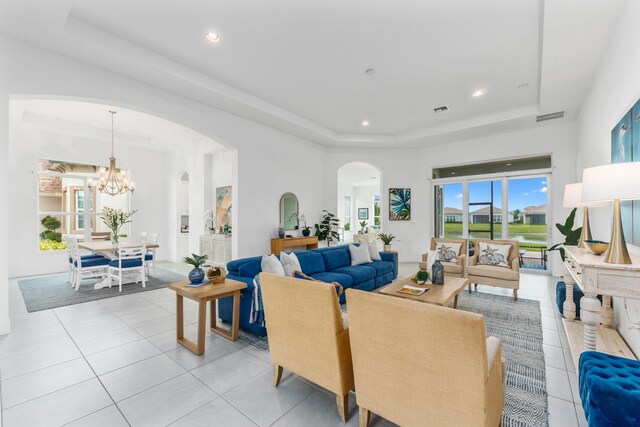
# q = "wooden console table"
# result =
<box><xmin>271</xmin><ymin>236</ymin><xmax>318</xmax><ymax>254</ymax></box>
<box><xmin>562</xmin><ymin>245</ymin><xmax>640</xmax><ymax>364</ymax></box>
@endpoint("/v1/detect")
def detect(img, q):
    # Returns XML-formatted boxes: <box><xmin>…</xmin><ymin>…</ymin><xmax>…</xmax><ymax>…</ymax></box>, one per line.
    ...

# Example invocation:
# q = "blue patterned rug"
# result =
<box><xmin>239</xmin><ymin>290</ymin><xmax>548</xmax><ymax>426</ymax></box>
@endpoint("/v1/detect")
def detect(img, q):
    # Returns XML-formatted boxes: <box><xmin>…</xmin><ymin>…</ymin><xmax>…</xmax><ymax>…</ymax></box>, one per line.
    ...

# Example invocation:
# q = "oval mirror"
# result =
<box><xmin>279</xmin><ymin>192</ymin><xmax>299</xmax><ymax>230</ymax></box>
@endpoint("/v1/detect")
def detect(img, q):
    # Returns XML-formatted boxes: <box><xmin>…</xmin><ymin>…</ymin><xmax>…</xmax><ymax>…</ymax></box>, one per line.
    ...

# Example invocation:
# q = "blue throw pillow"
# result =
<box><xmin>293</xmin><ymin>270</ymin><xmax>343</xmax><ymax>298</ymax></box>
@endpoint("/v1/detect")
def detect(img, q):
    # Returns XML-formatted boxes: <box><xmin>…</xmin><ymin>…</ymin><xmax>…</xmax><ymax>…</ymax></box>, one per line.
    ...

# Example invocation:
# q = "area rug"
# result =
<box><xmin>17</xmin><ymin>269</ymin><xmax>186</xmax><ymax>312</ymax></box>
<box><xmin>238</xmin><ymin>291</ymin><xmax>548</xmax><ymax>427</ymax></box>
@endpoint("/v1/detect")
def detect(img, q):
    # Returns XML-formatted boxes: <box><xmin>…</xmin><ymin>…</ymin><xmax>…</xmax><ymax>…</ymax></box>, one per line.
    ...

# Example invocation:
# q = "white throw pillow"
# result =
<box><xmin>280</xmin><ymin>251</ymin><xmax>302</xmax><ymax>276</ymax></box>
<box><xmin>423</xmin><ymin>250</ymin><xmax>438</xmax><ymax>273</ymax></box>
<box><xmin>478</xmin><ymin>242</ymin><xmax>511</xmax><ymax>268</ymax></box>
<box><xmin>367</xmin><ymin>242</ymin><xmax>382</xmax><ymax>261</ymax></box>
<box><xmin>350</xmin><ymin>244</ymin><xmax>372</xmax><ymax>266</ymax></box>
<box><xmin>435</xmin><ymin>242</ymin><xmax>461</xmax><ymax>263</ymax></box>
<box><xmin>261</xmin><ymin>254</ymin><xmax>285</xmax><ymax>276</ymax></box>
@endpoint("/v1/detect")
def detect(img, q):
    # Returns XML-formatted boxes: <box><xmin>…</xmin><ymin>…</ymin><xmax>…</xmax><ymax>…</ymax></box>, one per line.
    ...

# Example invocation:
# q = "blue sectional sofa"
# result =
<box><xmin>218</xmin><ymin>245</ymin><xmax>398</xmax><ymax>336</ymax></box>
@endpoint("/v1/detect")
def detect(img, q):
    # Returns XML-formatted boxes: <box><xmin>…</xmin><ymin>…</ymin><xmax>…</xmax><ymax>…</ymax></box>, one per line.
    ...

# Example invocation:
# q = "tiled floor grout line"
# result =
<box><xmin>50</xmin><ymin>310</ymin><xmax>132</xmax><ymax>427</ymax></box>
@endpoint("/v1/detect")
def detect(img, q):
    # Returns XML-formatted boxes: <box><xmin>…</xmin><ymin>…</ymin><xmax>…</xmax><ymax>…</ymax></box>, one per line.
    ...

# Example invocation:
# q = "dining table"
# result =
<box><xmin>78</xmin><ymin>240</ymin><xmax>160</xmax><ymax>289</ymax></box>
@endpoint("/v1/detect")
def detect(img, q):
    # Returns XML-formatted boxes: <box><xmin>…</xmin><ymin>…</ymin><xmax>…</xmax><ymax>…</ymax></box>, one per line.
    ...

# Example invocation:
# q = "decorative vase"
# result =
<box><xmin>278</xmin><ymin>225</ymin><xmax>285</xmax><ymax>238</ymax></box>
<box><xmin>302</xmin><ymin>228</ymin><xmax>311</xmax><ymax>237</ymax></box>
<box><xmin>384</xmin><ymin>244</ymin><xmax>391</xmax><ymax>252</ymax></box>
<box><xmin>188</xmin><ymin>267</ymin><xmax>205</xmax><ymax>284</ymax></box>
<box><xmin>432</xmin><ymin>260</ymin><xmax>444</xmax><ymax>285</ymax></box>
<box><xmin>111</xmin><ymin>232</ymin><xmax>119</xmax><ymax>244</ymax></box>
<box><xmin>223</xmin><ymin>224</ymin><xmax>229</xmax><ymax>235</ymax></box>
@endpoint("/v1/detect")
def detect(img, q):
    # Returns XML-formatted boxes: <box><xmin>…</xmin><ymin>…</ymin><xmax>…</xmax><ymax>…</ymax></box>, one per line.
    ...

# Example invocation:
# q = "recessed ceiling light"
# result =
<box><xmin>365</xmin><ymin>68</ymin><xmax>376</xmax><ymax>76</ymax></box>
<box><xmin>506</xmin><ymin>163</ymin><xmax>512</xmax><ymax>166</ymax></box>
<box><xmin>361</xmin><ymin>121</ymin><xmax>370</xmax><ymax>127</ymax></box>
<box><xmin>205</xmin><ymin>32</ymin><xmax>221</xmax><ymax>43</ymax></box>
<box><xmin>472</xmin><ymin>90</ymin><xmax>484</xmax><ymax>97</ymax></box>
<box><xmin>451</xmin><ymin>172</ymin><xmax>456</xmax><ymax>175</ymax></box>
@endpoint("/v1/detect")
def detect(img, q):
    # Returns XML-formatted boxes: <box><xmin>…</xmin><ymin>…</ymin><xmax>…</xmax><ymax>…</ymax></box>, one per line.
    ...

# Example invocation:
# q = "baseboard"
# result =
<box><xmin>0</xmin><ymin>317</ymin><xmax>11</xmax><ymax>335</ymax></box>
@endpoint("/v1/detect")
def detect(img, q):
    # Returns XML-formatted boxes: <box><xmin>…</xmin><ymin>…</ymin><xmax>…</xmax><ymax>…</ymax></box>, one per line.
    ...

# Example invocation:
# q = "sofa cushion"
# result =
<box><xmin>238</xmin><ymin>260</ymin><xmax>263</xmax><ymax>278</ymax></box>
<box><xmin>368</xmin><ymin>242</ymin><xmax>382</xmax><ymax>261</ymax></box>
<box><xmin>227</xmin><ymin>256</ymin><xmax>262</xmax><ymax>274</ymax></box>
<box><xmin>296</xmin><ymin>251</ymin><xmax>326</xmax><ymax>275</ymax></box>
<box><xmin>74</xmin><ymin>257</ymin><xmax>110</xmax><ymax>267</ymax></box>
<box><xmin>144</xmin><ymin>254</ymin><xmax>154</xmax><ymax>261</ymax></box>
<box><xmin>293</xmin><ymin>270</ymin><xmax>343</xmax><ymax>297</ymax></box>
<box><xmin>108</xmin><ymin>259</ymin><xmax>143</xmax><ymax>268</ymax></box>
<box><xmin>333</xmin><ymin>265</ymin><xmax>376</xmax><ymax>285</ymax></box>
<box><xmin>321</xmin><ymin>247</ymin><xmax>352</xmax><ymax>271</ymax></box>
<box><xmin>365</xmin><ymin>260</ymin><xmax>394</xmax><ymax>276</ymax></box>
<box><xmin>467</xmin><ymin>264</ymin><xmax>518</xmax><ymax>281</ymax></box>
<box><xmin>310</xmin><ymin>272</ymin><xmax>354</xmax><ymax>288</ymax></box>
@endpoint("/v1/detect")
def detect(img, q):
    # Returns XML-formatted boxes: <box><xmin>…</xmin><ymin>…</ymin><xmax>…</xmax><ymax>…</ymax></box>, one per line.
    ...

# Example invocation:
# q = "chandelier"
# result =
<box><xmin>88</xmin><ymin>110</ymin><xmax>135</xmax><ymax>196</ymax></box>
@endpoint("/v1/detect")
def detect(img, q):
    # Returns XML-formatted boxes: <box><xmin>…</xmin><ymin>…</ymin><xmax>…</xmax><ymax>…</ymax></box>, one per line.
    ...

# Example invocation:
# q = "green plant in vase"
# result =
<box><xmin>101</xmin><ymin>207</ymin><xmax>137</xmax><ymax>244</ymax></box>
<box><xmin>359</xmin><ymin>221</ymin><xmax>368</xmax><ymax>234</ymax></box>
<box><xmin>378</xmin><ymin>233</ymin><xmax>396</xmax><ymax>251</ymax></box>
<box><xmin>314</xmin><ymin>210</ymin><xmax>340</xmax><ymax>246</ymax></box>
<box><xmin>547</xmin><ymin>208</ymin><xmax>582</xmax><ymax>261</ymax></box>
<box><xmin>184</xmin><ymin>253</ymin><xmax>208</xmax><ymax>283</ymax></box>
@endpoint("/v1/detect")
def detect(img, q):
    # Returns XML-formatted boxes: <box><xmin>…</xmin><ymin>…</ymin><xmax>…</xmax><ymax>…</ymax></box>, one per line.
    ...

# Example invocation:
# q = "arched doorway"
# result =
<box><xmin>336</xmin><ymin>162</ymin><xmax>382</xmax><ymax>246</ymax></box>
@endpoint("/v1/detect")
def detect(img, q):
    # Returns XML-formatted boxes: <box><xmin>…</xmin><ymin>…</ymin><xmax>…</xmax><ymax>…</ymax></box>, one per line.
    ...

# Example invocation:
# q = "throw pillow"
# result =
<box><xmin>350</xmin><ymin>244</ymin><xmax>372</xmax><ymax>266</ymax></box>
<box><xmin>435</xmin><ymin>242</ymin><xmax>461</xmax><ymax>263</ymax></box>
<box><xmin>367</xmin><ymin>242</ymin><xmax>382</xmax><ymax>261</ymax></box>
<box><xmin>293</xmin><ymin>270</ymin><xmax>343</xmax><ymax>297</ymax></box>
<box><xmin>261</xmin><ymin>254</ymin><xmax>285</xmax><ymax>276</ymax></box>
<box><xmin>280</xmin><ymin>251</ymin><xmax>302</xmax><ymax>276</ymax></box>
<box><xmin>478</xmin><ymin>242</ymin><xmax>511</xmax><ymax>268</ymax></box>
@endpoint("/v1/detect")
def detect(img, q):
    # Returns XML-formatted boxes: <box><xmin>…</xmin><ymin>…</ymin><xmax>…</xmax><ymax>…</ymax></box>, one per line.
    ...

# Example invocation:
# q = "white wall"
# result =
<box><xmin>354</xmin><ymin>185</ymin><xmax>380</xmax><ymax>229</ymax></box>
<box><xmin>8</xmin><ymin>121</ymin><xmax>169</xmax><ymax>277</ymax></box>
<box><xmin>576</xmin><ymin>0</ymin><xmax>640</xmax><ymax>355</ymax></box>
<box><xmin>325</xmin><ymin>122</ymin><xmax>578</xmax><ymax>274</ymax></box>
<box><xmin>0</xmin><ymin>87</ymin><xmax>9</xmax><ymax>334</ymax></box>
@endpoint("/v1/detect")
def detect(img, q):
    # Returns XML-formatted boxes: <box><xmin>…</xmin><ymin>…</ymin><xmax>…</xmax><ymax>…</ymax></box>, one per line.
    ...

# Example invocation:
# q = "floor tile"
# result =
<box><xmin>575</xmin><ymin>403</ymin><xmax>588</xmax><ymax>427</ymax></box>
<box><xmin>86</xmin><ymin>338</ymin><xmax>161</xmax><ymax>375</ymax></box>
<box><xmin>99</xmin><ymin>353</ymin><xmax>186</xmax><ymax>402</ymax></box>
<box><xmin>146</xmin><ymin>325</ymin><xmax>198</xmax><ymax>352</ymax></box>
<box><xmin>548</xmin><ymin>396</ymin><xmax>579</xmax><ymax>427</ymax></box>
<box><xmin>1</xmin><ymin>378</ymin><xmax>113</xmax><ymax>427</ymax></box>
<box><xmin>271</xmin><ymin>389</ymin><xmax>359</xmax><ymax>427</ymax></box>
<box><xmin>0</xmin><ymin>330</ymin><xmax>76</xmax><ymax>359</ymax></box>
<box><xmin>544</xmin><ymin>344</ymin><xmax>567</xmax><ymax>370</ymax></box>
<box><xmin>222</xmin><ymin>370</ymin><xmax>316</xmax><ymax>426</ymax></box>
<box><xmin>542</xmin><ymin>315</ymin><xmax>559</xmax><ymax>331</ymax></box>
<box><xmin>131</xmin><ymin>314</ymin><xmax>178</xmax><ymax>337</ymax></box>
<box><xmin>1</xmin><ymin>357</ymin><xmax>95</xmax><ymax>408</ymax></box>
<box><xmin>117</xmin><ymin>305</ymin><xmax>173</xmax><ymax>327</ymax></box>
<box><xmin>191</xmin><ymin>349</ymin><xmax>270</xmax><ymax>395</ymax></box>
<box><xmin>546</xmin><ymin>365</ymin><xmax>573</xmax><ymax>402</ymax></box>
<box><xmin>169</xmin><ymin>398</ymin><xmax>255</xmax><ymax>427</ymax></box>
<box><xmin>568</xmin><ymin>372</ymin><xmax>581</xmax><ymax>404</ymax></box>
<box><xmin>65</xmin><ymin>405</ymin><xmax>129</xmax><ymax>427</ymax></box>
<box><xmin>165</xmin><ymin>335</ymin><xmax>238</xmax><ymax>371</ymax></box>
<box><xmin>117</xmin><ymin>373</ymin><xmax>216</xmax><ymax>427</ymax></box>
<box><xmin>0</xmin><ymin>340</ymin><xmax>82</xmax><ymax>380</ymax></box>
<box><xmin>73</xmin><ymin>326</ymin><xmax>143</xmax><ymax>355</ymax></box>
<box><xmin>543</xmin><ymin>328</ymin><xmax>562</xmax><ymax>348</ymax></box>
<box><xmin>241</xmin><ymin>343</ymin><xmax>272</xmax><ymax>364</ymax></box>
<box><xmin>564</xmin><ymin>347</ymin><xmax>577</xmax><ymax>373</ymax></box>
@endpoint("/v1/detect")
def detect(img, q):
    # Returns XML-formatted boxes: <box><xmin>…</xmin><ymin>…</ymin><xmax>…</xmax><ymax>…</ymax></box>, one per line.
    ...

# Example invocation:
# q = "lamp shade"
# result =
<box><xmin>563</xmin><ymin>183</ymin><xmax>609</xmax><ymax>208</ymax></box>
<box><xmin>582</xmin><ymin>162</ymin><xmax>640</xmax><ymax>202</ymax></box>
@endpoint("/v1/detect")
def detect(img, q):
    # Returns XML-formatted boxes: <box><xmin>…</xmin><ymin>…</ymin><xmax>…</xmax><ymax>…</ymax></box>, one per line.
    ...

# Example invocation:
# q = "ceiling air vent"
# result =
<box><xmin>536</xmin><ymin>111</ymin><xmax>564</xmax><ymax>122</ymax></box>
<box><xmin>434</xmin><ymin>106</ymin><xmax>449</xmax><ymax>113</ymax></box>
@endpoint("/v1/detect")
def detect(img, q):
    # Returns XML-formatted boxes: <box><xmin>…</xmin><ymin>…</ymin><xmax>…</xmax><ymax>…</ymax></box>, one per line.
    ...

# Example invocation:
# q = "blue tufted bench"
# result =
<box><xmin>555</xmin><ymin>281</ymin><xmax>604</xmax><ymax>319</ymax></box>
<box><xmin>579</xmin><ymin>351</ymin><xmax>640</xmax><ymax>427</ymax></box>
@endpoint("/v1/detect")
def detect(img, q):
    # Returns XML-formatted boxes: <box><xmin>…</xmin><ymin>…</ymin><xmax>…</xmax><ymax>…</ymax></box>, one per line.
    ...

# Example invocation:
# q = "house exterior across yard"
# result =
<box><xmin>523</xmin><ymin>204</ymin><xmax>547</xmax><ymax>225</ymax></box>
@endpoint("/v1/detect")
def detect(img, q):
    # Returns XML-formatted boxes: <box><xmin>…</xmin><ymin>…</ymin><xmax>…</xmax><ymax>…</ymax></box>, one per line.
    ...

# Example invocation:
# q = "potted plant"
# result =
<box><xmin>379</xmin><ymin>233</ymin><xmax>396</xmax><ymax>252</ymax></box>
<box><xmin>314</xmin><ymin>210</ymin><xmax>340</xmax><ymax>246</ymax></box>
<box><xmin>359</xmin><ymin>220</ymin><xmax>368</xmax><ymax>234</ymax></box>
<box><xmin>184</xmin><ymin>253</ymin><xmax>209</xmax><ymax>283</ymax></box>
<box><xmin>548</xmin><ymin>208</ymin><xmax>583</xmax><ymax>261</ymax></box>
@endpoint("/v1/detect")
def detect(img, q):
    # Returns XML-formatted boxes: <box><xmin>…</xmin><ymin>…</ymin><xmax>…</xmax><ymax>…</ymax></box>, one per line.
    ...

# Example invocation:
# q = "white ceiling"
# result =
<box><xmin>0</xmin><ymin>0</ymin><xmax>626</xmax><ymax>147</ymax></box>
<box><xmin>10</xmin><ymin>100</ymin><xmax>222</xmax><ymax>153</ymax></box>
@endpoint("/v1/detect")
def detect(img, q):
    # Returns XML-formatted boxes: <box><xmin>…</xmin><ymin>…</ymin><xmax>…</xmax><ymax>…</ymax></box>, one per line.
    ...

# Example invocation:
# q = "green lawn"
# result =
<box><xmin>443</xmin><ymin>223</ymin><xmax>548</xmax><ymax>248</ymax></box>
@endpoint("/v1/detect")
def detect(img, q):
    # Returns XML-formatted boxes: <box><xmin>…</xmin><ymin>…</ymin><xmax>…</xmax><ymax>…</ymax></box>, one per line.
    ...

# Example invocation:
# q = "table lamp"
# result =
<box><xmin>562</xmin><ymin>183</ymin><xmax>608</xmax><ymax>248</ymax></box>
<box><xmin>582</xmin><ymin>162</ymin><xmax>640</xmax><ymax>264</ymax></box>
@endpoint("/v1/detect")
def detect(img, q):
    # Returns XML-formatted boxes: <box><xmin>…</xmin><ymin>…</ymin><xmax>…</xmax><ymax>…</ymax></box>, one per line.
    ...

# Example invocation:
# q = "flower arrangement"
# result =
<box><xmin>204</xmin><ymin>209</ymin><xmax>215</xmax><ymax>232</ymax></box>
<box><xmin>101</xmin><ymin>207</ymin><xmax>137</xmax><ymax>244</ymax></box>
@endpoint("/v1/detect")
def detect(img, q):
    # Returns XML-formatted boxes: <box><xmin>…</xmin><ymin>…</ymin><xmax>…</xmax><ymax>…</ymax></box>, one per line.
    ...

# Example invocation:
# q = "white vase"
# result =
<box><xmin>384</xmin><ymin>244</ymin><xmax>391</xmax><ymax>252</ymax></box>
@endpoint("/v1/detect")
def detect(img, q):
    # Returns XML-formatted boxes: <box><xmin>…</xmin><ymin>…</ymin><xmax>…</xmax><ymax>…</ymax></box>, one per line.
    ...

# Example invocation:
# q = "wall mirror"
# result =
<box><xmin>280</xmin><ymin>192</ymin><xmax>299</xmax><ymax>230</ymax></box>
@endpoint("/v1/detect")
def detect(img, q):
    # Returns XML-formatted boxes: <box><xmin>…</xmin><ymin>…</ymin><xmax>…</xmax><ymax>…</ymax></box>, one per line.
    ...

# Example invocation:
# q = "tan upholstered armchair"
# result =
<box><xmin>467</xmin><ymin>239</ymin><xmax>520</xmax><ymax>301</ymax></box>
<box><xmin>346</xmin><ymin>289</ymin><xmax>505</xmax><ymax>427</ymax></box>
<box><xmin>259</xmin><ymin>273</ymin><xmax>354</xmax><ymax>421</ymax></box>
<box><xmin>420</xmin><ymin>237</ymin><xmax>468</xmax><ymax>278</ymax></box>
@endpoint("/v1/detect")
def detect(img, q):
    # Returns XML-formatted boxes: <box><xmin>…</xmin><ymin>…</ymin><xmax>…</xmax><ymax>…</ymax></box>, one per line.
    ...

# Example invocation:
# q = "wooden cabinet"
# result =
<box><xmin>200</xmin><ymin>234</ymin><xmax>232</xmax><ymax>267</ymax></box>
<box><xmin>270</xmin><ymin>236</ymin><xmax>318</xmax><ymax>254</ymax></box>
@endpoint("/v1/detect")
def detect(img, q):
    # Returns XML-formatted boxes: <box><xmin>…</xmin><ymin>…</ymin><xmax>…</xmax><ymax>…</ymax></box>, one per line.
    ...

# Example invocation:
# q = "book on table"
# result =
<box><xmin>397</xmin><ymin>285</ymin><xmax>428</xmax><ymax>296</ymax></box>
<box><xmin>187</xmin><ymin>280</ymin><xmax>211</xmax><ymax>288</ymax></box>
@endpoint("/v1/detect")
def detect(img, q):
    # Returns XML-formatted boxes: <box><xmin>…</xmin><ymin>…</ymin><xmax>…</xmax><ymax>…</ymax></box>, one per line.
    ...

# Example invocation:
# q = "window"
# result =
<box><xmin>372</xmin><ymin>195</ymin><xmax>381</xmax><ymax>228</ymax></box>
<box><xmin>37</xmin><ymin>159</ymin><xmax>130</xmax><ymax>251</ymax></box>
<box><xmin>343</xmin><ymin>196</ymin><xmax>351</xmax><ymax>231</ymax></box>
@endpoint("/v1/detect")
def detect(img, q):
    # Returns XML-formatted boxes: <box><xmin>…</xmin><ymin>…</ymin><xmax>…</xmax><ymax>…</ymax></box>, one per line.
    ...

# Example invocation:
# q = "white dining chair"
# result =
<box><xmin>144</xmin><ymin>232</ymin><xmax>159</xmax><ymax>277</ymax></box>
<box><xmin>108</xmin><ymin>243</ymin><xmax>147</xmax><ymax>292</ymax></box>
<box><xmin>68</xmin><ymin>237</ymin><xmax>110</xmax><ymax>291</ymax></box>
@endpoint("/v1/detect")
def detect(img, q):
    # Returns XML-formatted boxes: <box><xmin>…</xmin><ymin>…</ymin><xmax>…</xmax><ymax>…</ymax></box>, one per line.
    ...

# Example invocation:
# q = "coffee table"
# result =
<box><xmin>169</xmin><ymin>279</ymin><xmax>247</xmax><ymax>355</ymax></box>
<box><xmin>378</xmin><ymin>275</ymin><xmax>469</xmax><ymax>308</ymax></box>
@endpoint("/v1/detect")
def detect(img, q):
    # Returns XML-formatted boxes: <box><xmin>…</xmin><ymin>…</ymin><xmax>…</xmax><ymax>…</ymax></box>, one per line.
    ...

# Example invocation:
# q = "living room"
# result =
<box><xmin>1</xmin><ymin>1</ymin><xmax>640</xmax><ymax>426</ymax></box>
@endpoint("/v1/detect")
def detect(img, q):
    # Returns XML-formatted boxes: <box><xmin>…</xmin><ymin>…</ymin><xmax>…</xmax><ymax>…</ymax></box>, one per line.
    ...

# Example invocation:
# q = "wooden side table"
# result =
<box><xmin>169</xmin><ymin>279</ymin><xmax>247</xmax><ymax>355</ymax></box>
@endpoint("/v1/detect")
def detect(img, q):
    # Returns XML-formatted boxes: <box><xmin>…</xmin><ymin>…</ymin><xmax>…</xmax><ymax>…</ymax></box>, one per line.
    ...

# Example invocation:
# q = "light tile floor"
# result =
<box><xmin>0</xmin><ymin>262</ymin><xmax>585</xmax><ymax>426</ymax></box>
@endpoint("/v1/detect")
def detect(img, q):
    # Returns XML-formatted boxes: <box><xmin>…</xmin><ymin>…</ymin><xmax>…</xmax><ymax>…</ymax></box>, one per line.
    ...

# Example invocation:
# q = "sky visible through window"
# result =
<box><xmin>443</xmin><ymin>177</ymin><xmax>547</xmax><ymax>211</ymax></box>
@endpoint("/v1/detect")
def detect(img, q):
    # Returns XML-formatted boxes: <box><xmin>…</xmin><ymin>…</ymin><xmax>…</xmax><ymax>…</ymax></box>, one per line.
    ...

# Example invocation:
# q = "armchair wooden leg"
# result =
<box><xmin>468</xmin><ymin>284</ymin><xmax>472</xmax><ymax>294</ymax></box>
<box><xmin>474</xmin><ymin>284</ymin><xmax>478</xmax><ymax>291</ymax></box>
<box><xmin>273</xmin><ymin>364</ymin><xmax>283</xmax><ymax>386</ymax></box>
<box><xmin>336</xmin><ymin>394</ymin><xmax>349</xmax><ymax>422</ymax></box>
<box><xmin>513</xmin><ymin>289</ymin><xmax>518</xmax><ymax>301</ymax></box>
<box><xmin>359</xmin><ymin>407</ymin><xmax>371</xmax><ymax>427</ymax></box>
